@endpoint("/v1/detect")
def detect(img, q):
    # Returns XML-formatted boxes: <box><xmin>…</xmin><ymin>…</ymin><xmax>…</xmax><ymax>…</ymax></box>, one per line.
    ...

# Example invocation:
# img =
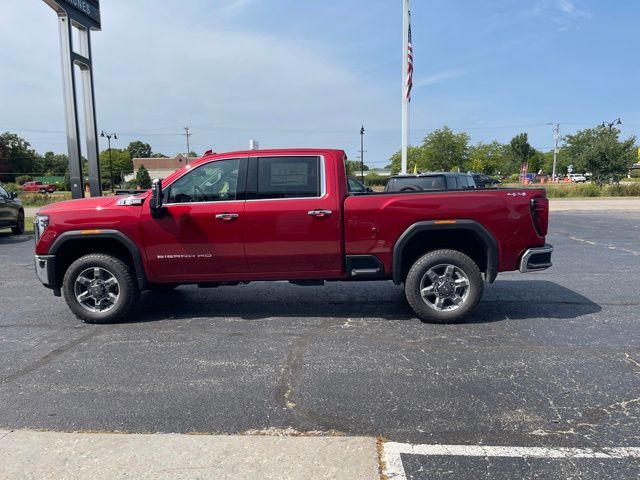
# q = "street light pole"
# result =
<box><xmin>100</xmin><ymin>131</ymin><xmax>117</xmax><ymax>193</ymax></box>
<box><xmin>602</xmin><ymin>118</ymin><xmax>622</xmax><ymax>133</ymax></box>
<box><xmin>360</xmin><ymin>125</ymin><xmax>365</xmax><ymax>183</ymax></box>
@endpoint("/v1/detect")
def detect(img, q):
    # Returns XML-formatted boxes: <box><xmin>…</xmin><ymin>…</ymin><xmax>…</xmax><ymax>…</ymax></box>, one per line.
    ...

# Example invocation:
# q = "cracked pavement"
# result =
<box><xmin>1</xmin><ymin>210</ymin><xmax>639</xmax><ymax>479</ymax></box>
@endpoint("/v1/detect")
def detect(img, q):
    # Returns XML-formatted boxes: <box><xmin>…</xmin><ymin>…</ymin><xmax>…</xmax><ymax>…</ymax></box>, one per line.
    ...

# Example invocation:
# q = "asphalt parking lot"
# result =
<box><xmin>1</xmin><ymin>210</ymin><xmax>639</xmax><ymax>479</ymax></box>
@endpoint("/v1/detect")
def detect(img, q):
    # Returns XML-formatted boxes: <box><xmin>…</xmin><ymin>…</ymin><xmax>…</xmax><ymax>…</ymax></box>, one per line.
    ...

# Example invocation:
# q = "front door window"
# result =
<box><xmin>166</xmin><ymin>159</ymin><xmax>240</xmax><ymax>204</ymax></box>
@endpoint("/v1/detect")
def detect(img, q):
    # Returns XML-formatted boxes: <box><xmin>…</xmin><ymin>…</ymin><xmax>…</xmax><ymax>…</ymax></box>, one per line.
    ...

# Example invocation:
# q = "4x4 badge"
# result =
<box><xmin>507</xmin><ymin>192</ymin><xmax>527</xmax><ymax>197</ymax></box>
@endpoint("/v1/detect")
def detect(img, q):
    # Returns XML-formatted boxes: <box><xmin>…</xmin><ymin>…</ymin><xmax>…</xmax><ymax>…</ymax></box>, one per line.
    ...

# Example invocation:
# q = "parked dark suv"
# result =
<box><xmin>0</xmin><ymin>183</ymin><xmax>25</xmax><ymax>235</ymax></box>
<box><xmin>384</xmin><ymin>172</ymin><xmax>476</xmax><ymax>192</ymax></box>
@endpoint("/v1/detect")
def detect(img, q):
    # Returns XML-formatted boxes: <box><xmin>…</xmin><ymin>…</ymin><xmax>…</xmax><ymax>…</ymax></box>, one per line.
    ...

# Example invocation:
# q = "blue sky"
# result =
<box><xmin>1</xmin><ymin>0</ymin><xmax>638</xmax><ymax>169</ymax></box>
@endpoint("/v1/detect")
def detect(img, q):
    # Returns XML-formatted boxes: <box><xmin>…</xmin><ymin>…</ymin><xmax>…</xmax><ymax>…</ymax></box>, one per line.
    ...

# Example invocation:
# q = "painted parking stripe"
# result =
<box><xmin>382</xmin><ymin>442</ymin><xmax>640</xmax><ymax>480</ymax></box>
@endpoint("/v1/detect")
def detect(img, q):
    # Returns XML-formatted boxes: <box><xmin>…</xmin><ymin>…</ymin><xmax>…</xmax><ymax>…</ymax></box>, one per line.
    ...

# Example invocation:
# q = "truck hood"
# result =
<box><xmin>36</xmin><ymin>194</ymin><xmax>148</xmax><ymax>215</ymax></box>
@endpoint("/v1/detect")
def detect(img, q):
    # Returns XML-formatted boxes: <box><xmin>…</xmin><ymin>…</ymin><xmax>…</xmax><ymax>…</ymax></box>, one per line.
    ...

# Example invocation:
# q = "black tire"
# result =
<box><xmin>62</xmin><ymin>253</ymin><xmax>140</xmax><ymax>324</ymax></box>
<box><xmin>405</xmin><ymin>249</ymin><xmax>484</xmax><ymax>324</ymax></box>
<box><xmin>11</xmin><ymin>210</ymin><xmax>25</xmax><ymax>235</ymax></box>
<box><xmin>147</xmin><ymin>283</ymin><xmax>179</xmax><ymax>292</ymax></box>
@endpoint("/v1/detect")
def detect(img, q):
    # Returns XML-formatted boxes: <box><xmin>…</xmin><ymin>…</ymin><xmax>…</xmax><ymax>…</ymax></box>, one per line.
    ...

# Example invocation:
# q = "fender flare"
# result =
<box><xmin>392</xmin><ymin>220</ymin><xmax>499</xmax><ymax>285</ymax></box>
<box><xmin>49</xmin><ymin>229</ymin><xmax>148</xmax><ymax>289</ymax></box>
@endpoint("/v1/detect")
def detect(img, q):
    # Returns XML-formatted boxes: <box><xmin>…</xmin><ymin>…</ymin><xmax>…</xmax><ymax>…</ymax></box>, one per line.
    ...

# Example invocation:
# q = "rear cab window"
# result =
<box><xmin>256</xmin><ymin>156</ymin><xmax>321</xmax><ymax>199</ymax></box>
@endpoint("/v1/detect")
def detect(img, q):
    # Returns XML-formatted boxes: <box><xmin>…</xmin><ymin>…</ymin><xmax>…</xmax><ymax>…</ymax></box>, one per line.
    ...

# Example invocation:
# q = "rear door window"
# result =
<box><xmin>256</xmin><ymin>156</ymin><xmax>321</xmax><ymax>199</ymax></box>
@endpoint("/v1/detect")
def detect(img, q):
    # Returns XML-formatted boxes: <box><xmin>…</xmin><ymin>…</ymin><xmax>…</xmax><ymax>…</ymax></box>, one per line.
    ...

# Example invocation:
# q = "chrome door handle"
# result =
<box><xmin>307</xmin><ymin>209</ymin><xmax>332</xmax><ymax>217</ymax></box>
<box><xmin>215</xmin><ymin>213</ymin><xmax>239</xmax><ymax>221</ymax></box>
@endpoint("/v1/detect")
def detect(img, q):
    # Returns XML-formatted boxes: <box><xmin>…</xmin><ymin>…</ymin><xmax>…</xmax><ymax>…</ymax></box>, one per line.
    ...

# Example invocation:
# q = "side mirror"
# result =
<box><xmin>11</xmin><ymin>192</ymin><xmax>18</xmax><ymax>199</ymax></box>
<box><xmin>149</xmin><ymin>179</ymin><xmax>163</xmax><ymax>216</ymax></box>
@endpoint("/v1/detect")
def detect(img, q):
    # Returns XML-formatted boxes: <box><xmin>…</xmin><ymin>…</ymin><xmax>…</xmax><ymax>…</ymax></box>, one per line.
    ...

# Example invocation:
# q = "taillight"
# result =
<box><xmin>530</xmin><ymin>197</ymin><xmax>549</xmax><ymax>237</ymax></box>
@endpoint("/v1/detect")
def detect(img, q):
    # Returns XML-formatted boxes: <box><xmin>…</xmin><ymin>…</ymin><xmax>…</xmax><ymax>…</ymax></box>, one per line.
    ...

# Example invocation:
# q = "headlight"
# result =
<box><xmin>35</xmin><ymin>214</ymin><xmax>49</xmax><ymax>242</ymax></box>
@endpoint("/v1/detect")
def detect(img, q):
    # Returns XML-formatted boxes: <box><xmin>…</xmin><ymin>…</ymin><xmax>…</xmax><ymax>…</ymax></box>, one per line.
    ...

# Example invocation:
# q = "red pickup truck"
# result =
<box><xmin>21</xmin><ymin>181</ymin><xmax>58</xmax><ymax>193</ymax></box>
<box><xmin>34</xmin><ymin>148</ymin><xmax>552</xmax><ymax>324</ymax></box>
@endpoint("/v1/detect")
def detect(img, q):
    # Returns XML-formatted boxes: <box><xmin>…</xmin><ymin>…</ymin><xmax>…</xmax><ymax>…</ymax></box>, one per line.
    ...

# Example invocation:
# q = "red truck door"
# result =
<box><xmin>242</xmin><ymin>155</ymin><xmax>343</xmax><ymax>277</ymax></box>
<box><xmin>140</xmin><ymin>157</ymin><xmax>249</xmax><ymax>282</ymax></box>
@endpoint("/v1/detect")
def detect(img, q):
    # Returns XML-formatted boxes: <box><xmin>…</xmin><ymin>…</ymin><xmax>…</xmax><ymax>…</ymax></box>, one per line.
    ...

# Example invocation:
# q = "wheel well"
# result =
<box><xmin>54</xmin><ymin>238</ymin><xmax>136</xmax><ymax>288</ymax></box>
<box><xmin>399</xmin><ymin>230</ymin><xmax>488</xmax><ymax>282</ymax></box>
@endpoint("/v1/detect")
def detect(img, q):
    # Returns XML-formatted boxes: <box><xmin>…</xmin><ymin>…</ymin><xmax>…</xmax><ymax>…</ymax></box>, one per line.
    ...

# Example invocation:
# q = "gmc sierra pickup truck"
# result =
<box><xmin>34</xmin><ymin>148</ymin><xmax>553</xmax><ymax>324</ymax></box>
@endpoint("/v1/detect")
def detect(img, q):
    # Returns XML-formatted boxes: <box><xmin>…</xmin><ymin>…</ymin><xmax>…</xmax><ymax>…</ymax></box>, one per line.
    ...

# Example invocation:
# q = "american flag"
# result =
<box><xmin>406</xmin><ymin>12</ymin><xmax>413</xmax><ymax>102</ymax></box>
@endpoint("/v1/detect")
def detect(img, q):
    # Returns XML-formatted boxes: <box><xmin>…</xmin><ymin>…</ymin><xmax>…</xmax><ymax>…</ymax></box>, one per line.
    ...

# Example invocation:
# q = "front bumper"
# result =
<box><xmin>519</xmin><ymin>244</ymin><xmax>553</xmax><ymax>273</ymax></box>
<box><xmin>34</xmin><ymin>255</ymin><xmax>57</xmax><ymax>289</ymax></box>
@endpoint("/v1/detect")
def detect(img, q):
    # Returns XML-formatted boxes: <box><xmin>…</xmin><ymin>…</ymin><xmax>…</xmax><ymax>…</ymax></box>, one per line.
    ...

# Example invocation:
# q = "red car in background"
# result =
<box><xmin>21</xmin><ymin>181</ymin><xmax>58</xmax><ymax>193</ymax></box>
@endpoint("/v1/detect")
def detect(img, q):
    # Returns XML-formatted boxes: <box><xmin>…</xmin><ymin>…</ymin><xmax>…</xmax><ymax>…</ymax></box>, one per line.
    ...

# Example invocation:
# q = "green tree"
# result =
<box><xmin>136</xmin><ymin>164</ymin><xmax>152</xmax><ymax>189</ymax></box>
<box><xmin>150</xmin><ymin>152</ymin><xmax>167</xmax><ymax>158</ymax></box>
<box><xmin>345</xmin><ymin>159</ymin><xmax>369</xmax><ymax>177</ymax></box>
<box><xmin>542</xmin><ymin>148</ymin><xmax>572</xmax><ymax>176</ymax></box>
<box><xmin>508</xmin><ymin>132</ymin><xmax>538</xmax><ymax>173</ymax></box>
<box><xmin>389</xmin><ymin>146</ymin><xmax>427</xmax><ymax>174</ymax></box>
<box><xmin>564</xmin><ymin>126</ymin><xmax>636</xmax><ymax>185</ymax></box>
<box><xmin>127</xmin><ymin>141</ymin><xmax>152</xmax><ymax>159</ymax></box>
<box><xmin>40</xmin><ymin>151</ymin><xmax>69</xmax><ymax>176</ymax></box>
<box><xmin>422</xmin><ymin>126</ymin><xmax>470</xmax><ymax>171</ymax></box>
<box><xmin>99</xmin><ymin>148</ymin><xmax>133</xmax><ymax>187</ymax></box>
<box><xmin>0</xmin><ymin>132</ymin><xmax>39</xmax><ymax>182</ymax></box>
<box><xmin>468</xmin><ymin>141</ymin><xmax>509</xmax><ymax>175</ymax></box>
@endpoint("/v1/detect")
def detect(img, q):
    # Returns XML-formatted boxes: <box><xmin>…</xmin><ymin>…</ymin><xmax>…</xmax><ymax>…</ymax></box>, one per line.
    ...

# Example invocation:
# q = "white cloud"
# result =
<box><xmin>522</xmin><ymin>0</ymin><xmax>590</xmax><ymax>20</ymax></box>
<box><xmin>414</xmin><ymin>69</ymin><xmax>468</xmax><ymax>88</ymax></box>
<box><xmin>557</xmin><ymin>0</ymin><xmax>591</xmax><ymax>18</ymax></box>
<box><xmin>219</xmin><ymin>0</ymin><xmax>255</xmax><ymax>17</ymax></box>
<box><xmin>0</xmin><ymin>0</ymin><xmax>392</xmax><ymax>157</ymax></box>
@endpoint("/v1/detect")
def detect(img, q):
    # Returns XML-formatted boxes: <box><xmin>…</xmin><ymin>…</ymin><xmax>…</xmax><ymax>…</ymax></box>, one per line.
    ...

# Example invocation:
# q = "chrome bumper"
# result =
<box><xmin>519</xmin><ymin>244</ymin><xmax>553</xmax><ymax>273</ymax></box>
<box><xmin>34</xmin><ymin>255</ymin><xmax>56</xmax><ymax>288</ymax></box>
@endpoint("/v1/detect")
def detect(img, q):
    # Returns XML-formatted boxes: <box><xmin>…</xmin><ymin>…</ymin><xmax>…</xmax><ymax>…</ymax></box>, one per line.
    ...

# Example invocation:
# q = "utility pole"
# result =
<box><xmin>552</xmin><ymin>123</ymin><xmax>559</xmax><ymax>182</ymax></box>
<box><xmin>184</xmin><ymin>126</ymin><xmax>192</xmax><ymax>163</ymax></box>
<box><xmin>360</xmin><ymin>125</ymin><xmax>365</xmax><ymax>182</ymax></box>
<box><xmin>100</xmin><ymin>131</ymin><xmax>117</xmax><ymax>192</ymax></box>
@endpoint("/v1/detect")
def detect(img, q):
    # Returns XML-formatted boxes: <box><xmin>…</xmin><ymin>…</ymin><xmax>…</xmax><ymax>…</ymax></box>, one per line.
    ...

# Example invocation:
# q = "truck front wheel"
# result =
<box><xmin>62</xmin><ymin>253</ymin><xmax>140</xmax><ymax>324</ymax></box>
<box><xmin>405</xmin><ymin>249</ymin><xmax>484</xmax><ymax>324</ymax></box>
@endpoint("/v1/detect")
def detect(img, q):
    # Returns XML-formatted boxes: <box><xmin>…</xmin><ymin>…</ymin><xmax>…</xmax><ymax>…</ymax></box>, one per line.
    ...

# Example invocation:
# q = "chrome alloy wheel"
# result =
<box><xmin>419</xmin><ymin>263</ymin><xmax>471</xmax><ymax>312</ymax></box>
<box><xmin>74</xmin><ymin>267</ymin><xmax>120</xmax><ymax>313</ymax></box>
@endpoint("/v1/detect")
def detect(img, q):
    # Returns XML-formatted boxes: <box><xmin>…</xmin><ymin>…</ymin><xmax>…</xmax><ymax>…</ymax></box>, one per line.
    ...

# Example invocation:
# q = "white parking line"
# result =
<box><xmin>382</xmin><ymin>442</ymin><xmax>640</xmax><ymax>480</ymax></box>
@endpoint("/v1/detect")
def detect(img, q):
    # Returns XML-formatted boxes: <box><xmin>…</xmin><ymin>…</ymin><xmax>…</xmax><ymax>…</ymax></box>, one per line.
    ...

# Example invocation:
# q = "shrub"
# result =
<box><xmin>542</xmin><ymin>182</ymin><xmax>640</xmax><ymax>198</ymax></box>
<box><xmin>506</xmin><ymin>173</ymin><xmax>520</xmax><ymax>183</ymax></box>
<box><xmin>15</xmin><ymin>175</ymin><xmax>33</xmax><ymax>185</ymax></box>
<box><xmin>19</xmin><ymin>192</ymin><xmax>72</xmax><ymax>207</ymax></box>
<box><xmin>603</xmin><ymin>183</ymin><xmax>640</xmax><ymax>196</ymax></box>
<box><xmin>3</xmin><ymin>182</ymin><xmax>18</xmax><ymax>193</ymax></box>
<box><xmin>630</xmin><ymin>169</ymin><xmax>640</xmax><ymax>178</ymax></box>
<box><xmin>364</xmin><ymin>172</ymin><xmax>388</xmax><ymax>187</ymax></box>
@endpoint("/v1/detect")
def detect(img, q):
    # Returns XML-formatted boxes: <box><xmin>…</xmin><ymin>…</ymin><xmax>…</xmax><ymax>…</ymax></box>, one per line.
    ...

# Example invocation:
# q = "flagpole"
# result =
<box><xmin>401</xmin><ymin>0</ymin><xmax>410</xmax><ymax>174</ymax></box>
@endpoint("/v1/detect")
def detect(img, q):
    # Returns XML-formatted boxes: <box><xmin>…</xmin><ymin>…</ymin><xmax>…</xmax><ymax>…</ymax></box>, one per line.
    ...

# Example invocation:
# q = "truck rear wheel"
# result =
<box><xmin>62</xmin><ymin>253</ymin><xmax>140</xmax><ymax>324</ymax></box>
<box><xmin>405</xmin><ymin>249</ymin><xmax>483</xmax><ymax>324</ymax></box>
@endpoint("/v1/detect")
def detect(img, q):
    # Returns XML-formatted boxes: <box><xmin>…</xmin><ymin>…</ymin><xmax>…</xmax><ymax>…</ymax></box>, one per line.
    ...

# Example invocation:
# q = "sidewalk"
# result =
<box><xmin>0</xmin><ymin>430</ymin><xmax>379</xmax><ymax>480</ymax></box>
<box><xmin>549</xmin><ymin>197</ymin><xmax>640</xmax><ymax>211</ymax></box>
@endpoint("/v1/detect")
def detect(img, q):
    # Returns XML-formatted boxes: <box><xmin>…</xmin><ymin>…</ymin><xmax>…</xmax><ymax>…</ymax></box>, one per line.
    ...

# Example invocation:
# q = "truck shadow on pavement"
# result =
<box><xmin>0</xmin><ymin>232</ymin><xmax>33</xmax><ymax>244</ymax></box>
<box><xmin>129</xmin><ymin>279</ymin><xmax>601</xmax><ymax>324</ymax></box>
